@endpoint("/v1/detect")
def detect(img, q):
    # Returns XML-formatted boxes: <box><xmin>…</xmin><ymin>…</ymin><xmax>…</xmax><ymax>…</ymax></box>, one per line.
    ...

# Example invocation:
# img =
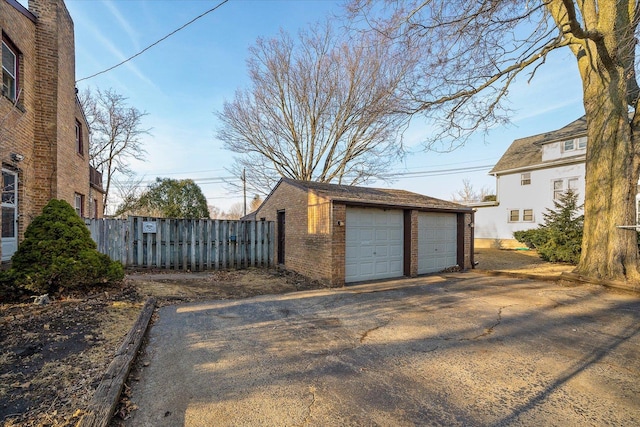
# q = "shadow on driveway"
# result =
<box><xmin>126</xmin><ymin>272</ymin><xmax>640</xmax><ymax>426</ymax></box>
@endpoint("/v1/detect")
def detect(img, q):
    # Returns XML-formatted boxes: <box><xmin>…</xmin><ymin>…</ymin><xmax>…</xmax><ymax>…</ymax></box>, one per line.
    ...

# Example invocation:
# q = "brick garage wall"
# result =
<box><xmin>463</xmin><ymin>212</ymin><xmax>472</xmax><ymax>269</ymax></box>
<box><xmin>257</xmin><ymin>181</ymin><xmax>335</xmax><ymax>285</ymax></box>
<box><xmin>330</xmin><ymin>203</ymin><xmax>345</xmax><ymax>287</ymax></box>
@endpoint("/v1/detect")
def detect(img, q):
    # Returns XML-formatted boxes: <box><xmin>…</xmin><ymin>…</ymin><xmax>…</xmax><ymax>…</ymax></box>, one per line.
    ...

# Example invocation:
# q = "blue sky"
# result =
<box><xmin>55</xmin><ymin>0</ymin><xmax>585</xmax><ymax>212</ymax></box>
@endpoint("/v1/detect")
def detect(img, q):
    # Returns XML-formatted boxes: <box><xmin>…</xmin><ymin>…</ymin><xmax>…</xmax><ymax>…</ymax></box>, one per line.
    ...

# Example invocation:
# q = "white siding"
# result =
<box><xmin>542</xmin><ymin>139</ymin><xmax>587</xmax><ymax>162</ymax></box>
<box><xmin>474</xmin><ymin>163</ymin><xmax>585</xmax><ymax>241</ymax></box>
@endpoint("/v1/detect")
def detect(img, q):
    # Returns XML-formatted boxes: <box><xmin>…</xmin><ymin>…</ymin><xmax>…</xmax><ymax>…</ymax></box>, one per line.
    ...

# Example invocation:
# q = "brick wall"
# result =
<box><xmin>1</xmin><ymin>0</ymin><xmax>38</xmax><ymax>258</ymax></box>
<box><xmin>329</xmin><ymin>203</ymin><xmax>345</xmax><ymax>286</ymax></box>
<box><xmin>256</xmin><ymin>181</ymin><xmax>336</xmax><ymax>285</ymax></box>
<box><xmin>463</xmin><ymin>212</ymin><xmax>472</xmax><ymax>269</ymax></box>
<box><xmin>0</xmin><ymin>0</ymin><xmax>96</xmax><ymax>260</ymax></box>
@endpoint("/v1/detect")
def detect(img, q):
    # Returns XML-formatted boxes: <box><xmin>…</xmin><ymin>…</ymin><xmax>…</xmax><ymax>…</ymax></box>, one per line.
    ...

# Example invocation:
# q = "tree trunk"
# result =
<box><xmin>575</xmin><ymin>45</ymin><xmax>640</xmax><ymax>287</ymax></box>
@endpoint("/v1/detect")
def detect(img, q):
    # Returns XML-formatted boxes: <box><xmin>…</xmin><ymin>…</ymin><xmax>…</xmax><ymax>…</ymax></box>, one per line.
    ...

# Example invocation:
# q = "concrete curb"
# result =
<box><xmin>77</xmin><ymin>297</ymin><xmax>156</xmax><ymax>427</ymax></box>
<box><xmin>477</xmin><ymin>269</ymin><xmax>640</xmax><ymax>295</ymax></box>
<box><xmin>475</xmin><ymin>269</ymin><xmax>564</xmax><ymax>282</ymax></box>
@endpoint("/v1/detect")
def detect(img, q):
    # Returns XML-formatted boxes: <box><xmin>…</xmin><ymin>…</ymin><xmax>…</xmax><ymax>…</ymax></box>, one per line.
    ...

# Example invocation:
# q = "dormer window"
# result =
<box><xmin>563</xmin><ymin>137</ymin><xmax>587</xmax><ymax>152</ymax></box>
<box><xmin>2</xmin><ymin>39</ymin><xmax>18</xmax><ymax>101</ymax></box>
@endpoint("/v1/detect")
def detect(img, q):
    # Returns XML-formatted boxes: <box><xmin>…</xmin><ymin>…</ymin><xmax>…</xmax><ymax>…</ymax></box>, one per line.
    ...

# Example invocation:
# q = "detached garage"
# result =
<box><xmin>254</xmin><ymin>178</ymin><xmax>474</xmax><ymax>287</ymax></box>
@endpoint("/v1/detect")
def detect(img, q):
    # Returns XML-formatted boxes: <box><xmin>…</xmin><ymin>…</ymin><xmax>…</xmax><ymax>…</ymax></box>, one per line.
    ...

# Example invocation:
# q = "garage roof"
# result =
<box><xmin>279</xmin><ymin>178</ymin><xmax>471</xmax><ymax>212</ymax></box>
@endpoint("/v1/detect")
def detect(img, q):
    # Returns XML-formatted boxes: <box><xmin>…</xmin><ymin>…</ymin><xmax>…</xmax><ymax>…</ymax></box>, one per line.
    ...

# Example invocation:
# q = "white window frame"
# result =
<box><xmin>563</xmin><ymin>140</ymin><xmax>574</xmax><ymax>151</ymax></box>
<box><xmin>577</xmin><ymin>136</ymin><xmax>587</xmax><ymax>149</ymax></box>
<box><xmin>2</xmin><ymin>40</ymin><xmax>17</xmax><ymax>101</ymax></box>
<box><xmin>553</xmin><ymin>179</ymin><xmax>564</xmax><ymax>200</ymax></box>
<box><xmin>74</xmin><ymin>193</ymin><xmax>84</xmax><ymax>217</ymax></box>
<box><xmin>568</xmin><ymin>177</ymin><xmax>579</xmax><ymax>192</ymax></box>
<box><xmin>520</xmin><ymin>172</ymin><xmax>531</xmax><ymax>185</ymax></box>
<box><xmin>508</xmin><ymin>209</ymin><xmax>520</xmax><ymax>222</ymax></box>
<box><xmin>523</xmin><ymin>209</ymin><xmax>534</xmax><ymax>222</ymax></box>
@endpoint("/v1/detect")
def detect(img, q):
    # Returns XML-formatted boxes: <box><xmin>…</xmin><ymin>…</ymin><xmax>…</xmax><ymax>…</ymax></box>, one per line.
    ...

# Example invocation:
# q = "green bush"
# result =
<box><xmin>7</xmin><ymin>199</ymin><xmax>124</xmax><ymax>294</ymax></box>
<box><xmin>513</xmin><ymin>189</ymin><xmax>583</xmax><ymax>264</ymax></box>
<box><xmin>513</xmin><ymin>228</ymin><xmax>547</xmax><ymax>249</ymax></box>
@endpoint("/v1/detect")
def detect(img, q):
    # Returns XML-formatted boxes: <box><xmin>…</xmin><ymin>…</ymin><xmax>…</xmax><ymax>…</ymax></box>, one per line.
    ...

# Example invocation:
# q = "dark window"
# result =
<box><xmin>521</xmin><ymin>172</ymin><xmax>531</xmax><ymax>185</ymax></box>
<box><xmin>2</xmin><ymin>38</ymin><xmax>19</xmax><ymax>101</ymax></box>
<box><xmin>75</xmin><ymin>120</ymin><xmax>84</xmax><ymax>155</ymax></box>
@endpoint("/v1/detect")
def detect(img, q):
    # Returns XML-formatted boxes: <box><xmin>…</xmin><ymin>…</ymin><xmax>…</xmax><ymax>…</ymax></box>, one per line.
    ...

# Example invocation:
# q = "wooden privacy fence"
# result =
<box><xmin>86</xmin><ymin>217</ymin><xmax>275</xmax><ymax>271</ymax></box>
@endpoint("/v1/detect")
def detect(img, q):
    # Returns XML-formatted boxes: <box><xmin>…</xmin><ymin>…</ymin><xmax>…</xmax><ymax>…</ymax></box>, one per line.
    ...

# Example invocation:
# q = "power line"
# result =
<box><xmin>76</xmin><ymin>0</ymin><xmax>230</xmax><ymax>83</ymax></box>
<box><xmin>113</xmin><ymin>163</ymin><xmax>492</xmax><ymax>188</ymax></box>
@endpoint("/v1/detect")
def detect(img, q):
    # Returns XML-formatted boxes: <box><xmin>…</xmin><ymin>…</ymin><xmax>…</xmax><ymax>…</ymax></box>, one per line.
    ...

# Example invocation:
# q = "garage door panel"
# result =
<box><xmin>346</xmin><ymin>208</ymin><xmax>404</xmax><ymax>283</ymax></box>
<box><xmin>418</xmin><ymin>212</ymin><xmax>458</xmax><ymax>275</ymax></box>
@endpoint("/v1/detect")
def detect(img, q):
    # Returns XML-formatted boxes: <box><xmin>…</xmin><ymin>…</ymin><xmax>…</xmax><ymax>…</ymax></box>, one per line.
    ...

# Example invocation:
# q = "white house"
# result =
<box><xmin>471</xmin><ymin>117</ymin><xmax>592</xmax><ymax>248</ymax></box>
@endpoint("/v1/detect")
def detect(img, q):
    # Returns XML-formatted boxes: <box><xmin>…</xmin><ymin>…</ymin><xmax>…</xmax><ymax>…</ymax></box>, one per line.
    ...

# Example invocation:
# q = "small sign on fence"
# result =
<box><xmin>142</xmin><ymin>221</ymin><xmax>157</xmax><ymax>233</ymax></box>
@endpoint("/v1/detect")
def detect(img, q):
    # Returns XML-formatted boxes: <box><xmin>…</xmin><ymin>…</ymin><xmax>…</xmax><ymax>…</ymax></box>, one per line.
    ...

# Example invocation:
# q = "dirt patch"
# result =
<box><xmin>0</xmin><ymin>283</ymin><xmax>141</xmax><ymax>426</ymax></box>
<box><xmin>474</xmin><ymin>248</ymin><xmax>574</xmax><ymax>276</ymax></box>
<box><xmin>128</xmin><ymin>268</ymin><xmax>329</xmax><ymax>306</ymax></box>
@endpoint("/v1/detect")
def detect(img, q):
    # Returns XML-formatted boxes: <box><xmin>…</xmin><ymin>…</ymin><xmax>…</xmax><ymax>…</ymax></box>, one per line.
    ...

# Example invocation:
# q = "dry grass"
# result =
<box><xmin>474</xmin><ymin>248</ymin><xmax>574</xmax><ymax>276</ymax></box>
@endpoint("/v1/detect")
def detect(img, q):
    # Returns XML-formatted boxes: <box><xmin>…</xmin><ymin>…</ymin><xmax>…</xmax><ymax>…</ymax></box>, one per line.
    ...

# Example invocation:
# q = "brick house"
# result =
<box><xmin>254</xmin><ymin>178</ymin><xmax>474</xmax><ymax>286</ymax></box>
<box><xmin>1</xmin><ymin>0</ymin><xmax>104</xmax><ymax>261</ymax></box>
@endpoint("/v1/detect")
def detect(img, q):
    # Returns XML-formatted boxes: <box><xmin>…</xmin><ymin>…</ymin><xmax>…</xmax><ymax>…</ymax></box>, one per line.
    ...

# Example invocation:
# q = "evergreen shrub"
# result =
<box><xmin>8</xmin><ymin>199</ymin><xmax>124</xmax><ymax>294</ymax></box>
<box><xmin>513</xmin><ymin>189</ymin><xmax>583</xmax><ymax>264</ymax></box>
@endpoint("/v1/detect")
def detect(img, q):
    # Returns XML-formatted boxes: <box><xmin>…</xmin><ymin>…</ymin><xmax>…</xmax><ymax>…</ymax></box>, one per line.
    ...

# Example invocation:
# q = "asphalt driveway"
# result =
<box><xmin>126</xmin><ymin>273</ymin><xmax>640</xmax><ymax>426</ymax></box>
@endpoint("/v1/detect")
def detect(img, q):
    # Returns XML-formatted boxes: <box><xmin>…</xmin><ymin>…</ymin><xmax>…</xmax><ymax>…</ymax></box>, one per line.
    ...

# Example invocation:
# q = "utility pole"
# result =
<box><xmin>242</xmin><ymin>168</ymin><xmax>247</xmax><ymax>217</ymax></box>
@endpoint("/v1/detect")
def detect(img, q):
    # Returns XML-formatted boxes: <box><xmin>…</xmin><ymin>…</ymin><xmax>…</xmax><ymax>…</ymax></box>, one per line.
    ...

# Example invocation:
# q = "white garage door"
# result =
<box><xmin>345</xmin><ymin>208</ymin><xmax>403</xmax><ymax>283</ymax></box>
<box><xmin>418</xmin><ymin>212</ymin><xmax>458</xmax><ymax>274</ymax></box>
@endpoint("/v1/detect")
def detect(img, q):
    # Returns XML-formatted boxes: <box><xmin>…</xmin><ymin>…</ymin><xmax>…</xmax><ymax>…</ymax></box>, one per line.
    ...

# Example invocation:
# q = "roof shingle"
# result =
<box><xmin>490</xmin><ymin>116</ymin><xmax>587</xmax><ymax>174</ymax></box>
<box><xmin>282</xmin><ymin>178</ymin><xmax>470</xmax><ymax>211</ymax></box>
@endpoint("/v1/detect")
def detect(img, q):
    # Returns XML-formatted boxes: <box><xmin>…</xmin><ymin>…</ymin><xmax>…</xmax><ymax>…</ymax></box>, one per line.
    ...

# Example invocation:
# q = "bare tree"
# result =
<box><xmin>216</xmin><ymin>22</ymin><xmax>417</xmax><ymax>195</ymax></box>
<box><xmin>80</xmin><ymin>88</ymin><xmax>150</xmax><ymax>215</ymax></box>
<box><xmin>223</xmin><ymin>202</ymin><xmax>245</xmax><ymax>220</ymax></box>
<box><xmin>112</xmin><ymin>176</ymin><xmax>146</xmax><ymax>218</ymax></box>
<box><xmin>349</xmin><ymin>1</ymin><xmax>640</xmax><ymax>285</ymax></box>
<box><xmin>208</xmin><ymin>205</ymin><xmax>223</xmax><ymax>219</ymax></box>
<box><xmin>451</xmin><ymin>179</ymin><xmax>492</xmax><ymax>204</ymax></box>
<box><xmin>249</xmin><ymin>194</ymin><xmax>262</xmax><ymax>212</ymax></box>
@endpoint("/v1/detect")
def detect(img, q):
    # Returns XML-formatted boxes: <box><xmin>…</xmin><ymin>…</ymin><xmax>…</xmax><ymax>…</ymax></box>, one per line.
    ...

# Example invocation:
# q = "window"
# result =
<box><xmin>523</xmin><ymin>209</ymin><xmax>534</xmax><ymax>222</ymax></box>
<box><xmin>568</xmin><ymin>178</ymin><xmax>579</xmax><ymax>192</ymax></box>
<box><xmin>74</xmin><ymin>193</ymin><xmax>84</xmax><ymax>217</ymax></box>
<box><xmin>553</xmin><ymin>180</ymin><xmax>564</xmax><ymax>200</ymax></box>
<box><xmin>93</xmin><ymin>198</ymin><xmax>99</xmax><ymax>218</ymax></box>
<box><xmin>520</xmin><ymin>172</ymin><xmax>531</xmax><ymax>185</ymax></box>
<box><xmin>577</xmin><ymin>136</ymin><xmax>587</xmax><ymax>149</ymax></box>
<box><xmin>2</xmin><ymin>39</ymin><xmax>18</xmax><ymax>101</ymax></box>
<box><xmin>75</xmin><ymin>120</ymin><xmax>84</xmax><ymax>155</ymax></box>
<box><xmin>509</xmin><ymin>210</ymin><xmax>519</xmax><ymax>222</ymax></box>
